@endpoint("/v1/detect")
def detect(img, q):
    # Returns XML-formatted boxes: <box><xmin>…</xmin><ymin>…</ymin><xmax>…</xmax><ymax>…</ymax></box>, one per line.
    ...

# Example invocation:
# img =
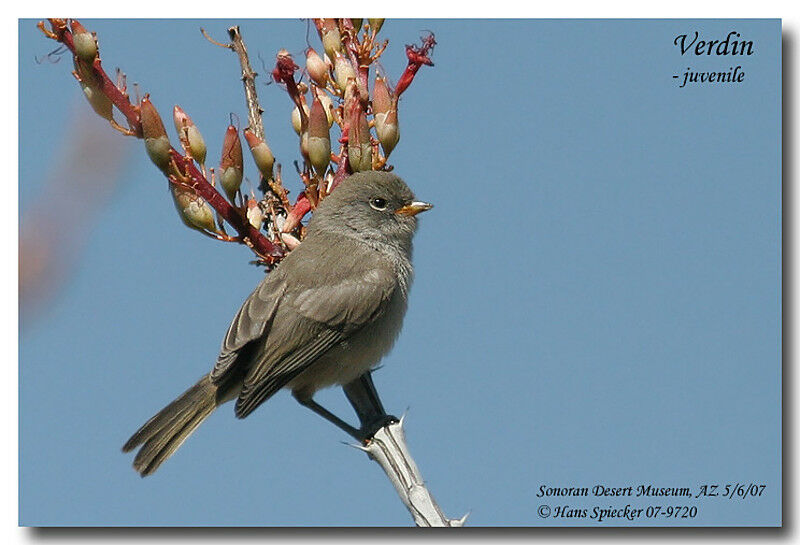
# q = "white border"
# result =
<box><xmin>7</xmin><ymin>2</ymin><xmax>796</xmax><ymax>543</ymax></box>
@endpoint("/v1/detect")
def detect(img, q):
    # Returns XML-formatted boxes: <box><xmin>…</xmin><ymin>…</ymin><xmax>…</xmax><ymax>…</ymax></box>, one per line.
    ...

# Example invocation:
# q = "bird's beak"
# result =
<box><xmin>395</xmin><ymin>201</ymin><xmax>433</xmax><ymax>216</ymax></box>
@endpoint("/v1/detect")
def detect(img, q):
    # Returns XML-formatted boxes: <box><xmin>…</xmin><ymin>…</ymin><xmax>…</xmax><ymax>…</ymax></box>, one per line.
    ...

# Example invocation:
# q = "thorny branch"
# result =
<box><xmin>357</xmin><ymin>419</ymin><xmax>468</xmax><ymax>527</ymax></box>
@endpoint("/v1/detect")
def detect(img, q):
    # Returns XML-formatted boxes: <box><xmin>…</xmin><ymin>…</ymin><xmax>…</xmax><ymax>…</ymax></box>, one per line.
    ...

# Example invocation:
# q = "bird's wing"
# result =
<box><xmin>234</xmin><ymin>258</ymin><xmax>396</xmax><ymax>418</ymax></box>
<box><xmin>290</xmin><ymin>266</ymin><xmax>396</xmax><ymax>328</ymax></box>
<box><xmin>210</xmin><ymin>269</ymin><xmax>287</xmax><ymax>384</ymax></box>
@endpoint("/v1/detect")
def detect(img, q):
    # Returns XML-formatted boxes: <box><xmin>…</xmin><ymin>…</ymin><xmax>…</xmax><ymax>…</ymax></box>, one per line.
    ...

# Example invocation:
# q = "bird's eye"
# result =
<box><xmin>370</xmin><ymin>197</ymin><xmax>388</xmax><ymax>211</ymax></box>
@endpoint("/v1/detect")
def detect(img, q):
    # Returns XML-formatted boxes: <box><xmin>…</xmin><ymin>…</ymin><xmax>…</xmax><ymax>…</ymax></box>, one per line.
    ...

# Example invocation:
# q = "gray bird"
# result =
<box><xmin>122</xmin><ymin>171</ymin><xmax>432</xmax><ymax>476</ymax></box>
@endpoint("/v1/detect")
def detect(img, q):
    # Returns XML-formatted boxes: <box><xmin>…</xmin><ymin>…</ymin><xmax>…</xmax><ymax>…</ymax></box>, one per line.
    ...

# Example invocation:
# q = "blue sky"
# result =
<box><xmin>19</xmin><ymin>19</ymin><xmax>781</xmax><ymax>526</ymax></box>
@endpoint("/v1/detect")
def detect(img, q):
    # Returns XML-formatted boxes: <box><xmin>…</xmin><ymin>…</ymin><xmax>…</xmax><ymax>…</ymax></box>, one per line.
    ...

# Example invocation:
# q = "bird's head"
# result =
<box><xmin>307</xmin><ymin>171</ymin><xmax>432</xmax><ymax>250</ymax></box>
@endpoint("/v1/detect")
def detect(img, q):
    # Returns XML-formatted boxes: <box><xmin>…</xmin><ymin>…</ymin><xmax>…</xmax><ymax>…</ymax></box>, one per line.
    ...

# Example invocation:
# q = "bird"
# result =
<box><xmin>122</xmin><ymin>171</ymin><xmax>432</xmax><ymax>476</ymax></box>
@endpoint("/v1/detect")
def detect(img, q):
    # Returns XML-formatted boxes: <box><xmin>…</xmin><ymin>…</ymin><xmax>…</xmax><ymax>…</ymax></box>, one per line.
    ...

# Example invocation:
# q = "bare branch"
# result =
<box><xmin>227</xmin><ymin>26</ymin><xmax>266</xmax><ymax>140</ymax></box>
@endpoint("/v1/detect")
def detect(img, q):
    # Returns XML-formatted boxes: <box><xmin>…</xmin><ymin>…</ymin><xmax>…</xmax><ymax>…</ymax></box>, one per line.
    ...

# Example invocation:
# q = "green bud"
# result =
<box><xmin>172</xmin><ymin>106</ymin><xmax>206</xmax><ymax>165</ymax></box>
<box><xmin>219</xmin><ymin>125</ymin><xmax>243</xmax><ymax>203</ymax></box>
<box><xmin>372</xmin><ymin>76</ymin><xmax>391</xmax><ymax>116</ymax></box>
<box><xmin>299</xmin><ymin>131</ymin><xmax>309</xmax><ymax>161</ymax></box>
<box><xmin>305</xmin><ymin>48</ymin><xmax>329</xmax><ymax>87</ymax></box>
<box><xmin>307</xmin><ymin>96</ymin><xmax>331</xmax><ymax>174</ymax></box>
<box><xmin>243</xmin><ymin>129</ymin><xmax>275</xmax><ymax>180</ymax></box>
<box><xmin>348</xmin><ymin>105</ymin><xmax>372</xmax><ymax>172</ymax></box>
<box><xmin>376</xmin><ymin>108</ymin><xmax>399</xmax><ymax>157</ymax></box>
<box><xmin>318</xmin><ymin>93</ymin><xmax>335</xmax><ymax>128</ymax></box>
<box><xmin>372</xmin><ymin>77</ymin><xmax>399</xmax><ymax>156</ymax></box>
<box><xmin>170</xmin><ymin>184</ymin><xmax>216</xmax><ymax>233</ymax></box>
<box><xmin>172</xmin><ymin>106</ymin><xmax>207</xmax><ymax>166</ymax></box>
<box><xmin>319</xmin><ymin>19</ymin><xmax>342</xmax><ymax>60</ymax></box>
<box><xmin>140</xmin><ymin>96</ymin><xmax>171</xmax><ymax>172</ymax></box>
<box><xmin>70</xmin><ymin>21</ymin><xmax>97</xmax><ymax>61</ymax></box>
<box><xmin>291</xmin><ymin>102</ymin><xmax>310</xmax><ymax>135</ymax></box>
<box><xmin>79</xmin><ymin>81</ymin><xmax>113</xmax><ymax>121</ymax></box>
<box><xmin>333</xmin><ymin>52</ymin><xmax>356</xmax><ymax>92</ymax></box>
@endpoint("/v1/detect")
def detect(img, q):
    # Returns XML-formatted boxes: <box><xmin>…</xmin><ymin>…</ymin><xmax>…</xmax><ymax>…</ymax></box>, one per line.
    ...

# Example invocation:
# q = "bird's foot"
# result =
<box><xmin>359</xmin><ymin>414</ymin><xmax>400</xmax><ymax>443</ymax></box>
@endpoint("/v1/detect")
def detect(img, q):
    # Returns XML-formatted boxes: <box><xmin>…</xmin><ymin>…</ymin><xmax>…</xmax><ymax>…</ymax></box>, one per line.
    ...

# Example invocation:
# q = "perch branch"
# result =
<box><xmin>342</xmin><ymin>373</ymin><xmax>466</xmax><ymax>527</ymax></box>
<box><xmin>355</xmin><ymin>419</ymin><xmax>467</xmax><ymax>527</ymax></box>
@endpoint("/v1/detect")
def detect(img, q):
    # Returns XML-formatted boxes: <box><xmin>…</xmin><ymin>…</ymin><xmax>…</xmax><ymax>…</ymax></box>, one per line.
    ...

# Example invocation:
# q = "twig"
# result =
<box><xmin>227</xmin><ymin>26</ymin><xmax>265</xmax><ymax>140</ymax></box>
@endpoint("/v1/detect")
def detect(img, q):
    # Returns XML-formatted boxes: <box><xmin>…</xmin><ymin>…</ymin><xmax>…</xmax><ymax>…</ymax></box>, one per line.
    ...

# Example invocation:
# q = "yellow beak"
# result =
<box><xmin>395</xmin><ymin>201</ymin><xmax>433</xmax><ymax>216</ymax></box>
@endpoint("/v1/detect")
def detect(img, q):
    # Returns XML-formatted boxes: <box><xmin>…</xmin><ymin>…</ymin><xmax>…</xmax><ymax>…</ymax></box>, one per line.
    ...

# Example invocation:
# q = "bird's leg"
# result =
<box><xmin>343</xmin><ymin>372</ymin><xmax>399</xmax><ymax>440</ymax></box>
<box><xmin>293</xmin><ymin>392</ymin><xmax>364</xmax><ymax>441</ymax></box>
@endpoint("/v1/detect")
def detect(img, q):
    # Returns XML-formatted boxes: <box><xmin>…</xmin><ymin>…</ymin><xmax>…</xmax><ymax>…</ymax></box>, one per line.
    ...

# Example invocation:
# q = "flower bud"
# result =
<box><xmin>333</xmin><ymin>52</ymin><xmax>356</xmax><ymax>92</ymax></box>
<box><xmin>305</xmin><ymin>48</ymin><xmax>329</xmax><ymax>87</ymax></box>
<box><xmin>70</xmin><ymin>20</ymin><xmax>97</xmax><ymax>62</ymax></box>
<box><xmin>243</xmin><ymin>129</ymin><xmax>275</xmax><ymax>180</ymax></box>
<box><xmin>350</xmin><ymin>19</ymin><xmax>363</xmax><ymax>31</ymax></box>
<box><xmin>372</xmin><ymin>76</ymin><xmax>391</xmax><ymax>116</ymax></box>
<box><xmin>372</xmin><ymin>77</ymin><xmax>400</xmax><ymax>156</ymax></box>
<box><xmin>376</xmin><ymin>109</ymin><xmax>399</xmax><ymax>157</ymax></box>
<box><xmin>319</xmin><ymin>19</ymin><xmax>342</xmax><ymax>60</ymax></box>
<box><xmin>140</xmin><ymin>96</ymin><xmax>171</xmax><ymax>172</ymax></box>
<box><xmin>307</xmin><ymin>95</ymin><xmax>331</xmax><ymax>174</ymax></box>
<box><xmin>170</xmin><ymin>184</ymin><xmax>216</xmax><ymax>233</ymax></box>
<box><xmin>368</xmin><ymin>19</ymin><xmax>385</xmax><ymax>34</ymax></box>
<box><xmin>72</xmin><ymin>56</ymin><xmax>93</xmax><ymax>83</ymax></box>
<box><xmin>172</xmin><ymin>105</ymin><xmax>207</xmax><ymax>166</ymax></box>
<box><xmin>291</xmin><ymin>100</ymin><xmax>310</xmax><ymax>135</ymax></box>
<box><xmin>219</xmin><ymin>125</ymin><xmax>243</xmax><ymax>203</ymax></box>
<box><xmin>348</xmin><ymin>105</ymin><xmax>372</xmax><ymax>172</ymax></box>
<box><xmin>246</xmin><ymin>197</ymin><xmax>264</xmax><ymax>230</ymax></box>
<box><xmin>79</xmin><ymin>81</ymin><xmax>113</xmax><ymax>122</ymax></box>
<box><xmin>299</xmin><ymin>132</ymin><xmax>309</xmax><ymax>161</ymax></box>
<box><xmin>318</xmin><ymin>92</ymin><xmax>335</xmax><ymax>128</ymax></box>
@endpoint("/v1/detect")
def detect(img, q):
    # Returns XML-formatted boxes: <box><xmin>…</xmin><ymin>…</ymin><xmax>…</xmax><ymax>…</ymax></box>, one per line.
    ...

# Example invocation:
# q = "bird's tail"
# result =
<box><xmin>122</xmin><ymin>374</ymin><xmax>218</xmax><ymax>476</ymax></box>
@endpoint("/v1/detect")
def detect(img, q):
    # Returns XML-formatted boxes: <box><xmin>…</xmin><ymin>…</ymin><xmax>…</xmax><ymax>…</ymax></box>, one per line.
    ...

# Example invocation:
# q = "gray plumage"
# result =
<box><xmin>123</xmin><ymin>171</ymin><xmax>430</xmax><ymax>476</ymax></box>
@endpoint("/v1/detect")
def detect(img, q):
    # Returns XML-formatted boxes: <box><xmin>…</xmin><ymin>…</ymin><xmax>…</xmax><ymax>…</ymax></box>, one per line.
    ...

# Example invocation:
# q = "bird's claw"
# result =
<box><xmin>359</xmin><ymin>414</ymin><xmax>399</xmax><ymax>442</ymax></box>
